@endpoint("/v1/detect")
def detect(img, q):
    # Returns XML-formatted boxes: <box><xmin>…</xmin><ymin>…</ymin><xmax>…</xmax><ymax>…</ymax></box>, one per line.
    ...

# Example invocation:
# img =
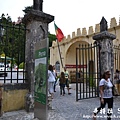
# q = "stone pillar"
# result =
<box><xmin>22</xmin><ymin>2</ymin><xmax>54</xmax><ymax>112</ymax></box>
<box><xmin>93</xmin><ymin>17</ymin><xmax>116</xmax><ymax>79</ymax></box>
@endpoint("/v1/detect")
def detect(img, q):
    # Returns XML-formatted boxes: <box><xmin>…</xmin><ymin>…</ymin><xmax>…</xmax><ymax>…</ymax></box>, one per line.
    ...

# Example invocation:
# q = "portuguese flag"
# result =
<box><xmin>54</xmin><ymin>23</ymin><xmax>64</xmax><ymax>42</ymax></box>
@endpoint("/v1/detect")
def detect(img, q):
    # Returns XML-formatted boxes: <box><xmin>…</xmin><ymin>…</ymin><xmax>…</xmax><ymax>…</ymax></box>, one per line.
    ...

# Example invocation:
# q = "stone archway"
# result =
<box><xmin>65</xmin><ymin>41</ymin><xmax>89</xmax><ymax>69</ymax></box>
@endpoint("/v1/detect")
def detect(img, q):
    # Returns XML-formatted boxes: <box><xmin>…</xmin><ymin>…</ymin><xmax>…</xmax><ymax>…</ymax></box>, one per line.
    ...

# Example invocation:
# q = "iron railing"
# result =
<box><xmin>76</xmin><ymin>43</ymin><xmax>100</xmax><ymax>101</ymax></box>
<box><xmin>0</xmin><ymin>17</ymin><xmax>27</xmax><ymax>84</ymax></box>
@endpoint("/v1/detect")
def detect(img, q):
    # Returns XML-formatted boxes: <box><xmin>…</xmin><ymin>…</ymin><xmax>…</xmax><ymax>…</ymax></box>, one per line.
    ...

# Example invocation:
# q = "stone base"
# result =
<box><xmin>48</xmin><ymin>97</ymin><xmax>52</xmax><ymax>110</ymax></box>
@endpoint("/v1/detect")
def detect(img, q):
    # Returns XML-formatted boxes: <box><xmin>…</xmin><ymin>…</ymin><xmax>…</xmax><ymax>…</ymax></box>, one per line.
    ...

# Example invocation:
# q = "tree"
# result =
<box><xmin>0</xmin><ymin>7</ymin><xmax>56</xmax><ymax>65</ymax></box>
<box><xmin>48</xmin><ymin>33</ymin><xmax>56</xmax><ymax>58</ymax></box>
<box><xmin>48</xmin><ymin>33</ymin><xmax>56</xmax><ymax>47</ymax></box>
<box><xmin>0</xmin><ymin>14</ymin><xmax>26</xmax><ymax>66</ymax></box>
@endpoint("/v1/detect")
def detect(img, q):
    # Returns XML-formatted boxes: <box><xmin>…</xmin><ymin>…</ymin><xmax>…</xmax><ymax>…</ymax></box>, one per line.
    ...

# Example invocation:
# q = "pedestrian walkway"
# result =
<box><xmin>0</xmin><ymin>83</ymin><xmax>120</xmax><ymax>120</ymax></box>
<box><xmin>49</xmin><ymin>84</ymin><xmax>120</xmax><ymax>120</ymax></box>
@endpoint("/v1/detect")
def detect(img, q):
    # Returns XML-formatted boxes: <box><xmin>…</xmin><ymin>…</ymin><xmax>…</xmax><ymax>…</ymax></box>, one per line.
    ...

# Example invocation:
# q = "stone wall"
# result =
<box><xmin>50</xmin><ymin>17</ymin><xmax>120</xmax><ymax>72</ymax></box>
<box><xmin>2</xmin><ymin>89</ymin><xmax>28</xmax><ymax>112</ymax></box>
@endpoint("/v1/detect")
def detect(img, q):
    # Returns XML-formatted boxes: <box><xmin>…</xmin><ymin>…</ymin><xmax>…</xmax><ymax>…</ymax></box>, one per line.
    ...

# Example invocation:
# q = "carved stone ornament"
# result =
<box><xmin>33</xmin><ymin>0</ymin><xmax>43</xmax><ymax>11</ymax></box>
<box><xmin>100</xmin><ymin>17</ymin><xmax>108</xmax><ymax>32</ymax></box>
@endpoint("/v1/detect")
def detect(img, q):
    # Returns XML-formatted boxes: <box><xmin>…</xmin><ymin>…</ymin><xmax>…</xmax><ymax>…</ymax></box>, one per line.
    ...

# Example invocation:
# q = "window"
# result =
<box><xmin>55</xmin><ymin>61</ymin><xmax>60</xmax><ymax>73</ymax></box>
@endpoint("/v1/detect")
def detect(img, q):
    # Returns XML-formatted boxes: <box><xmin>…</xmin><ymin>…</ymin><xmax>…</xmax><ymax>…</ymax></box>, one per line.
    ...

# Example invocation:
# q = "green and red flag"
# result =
<box><xmin>54</xmin><ymin>23</ymin><xmax>64</xmax><ymax>42</ymax></box>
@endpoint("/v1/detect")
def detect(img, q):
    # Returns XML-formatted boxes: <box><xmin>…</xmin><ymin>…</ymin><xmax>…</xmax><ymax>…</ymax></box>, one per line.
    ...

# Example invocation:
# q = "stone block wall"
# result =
<box><xmin>2</xmin><ymin>89</ymin><xmax>28</xmax><ymax>112</ymax></box>
<box><xmin>50</xmin><ymin>17</ymin><xmax>120</xmax><ymax>72</ymax></box>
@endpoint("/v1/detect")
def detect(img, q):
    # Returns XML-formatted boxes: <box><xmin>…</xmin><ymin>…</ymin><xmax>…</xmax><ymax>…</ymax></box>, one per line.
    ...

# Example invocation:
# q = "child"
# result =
<box><xmin>59</xmin><ymin>72</ymin><xmax>66</xmax><ymax>96</ymax></box>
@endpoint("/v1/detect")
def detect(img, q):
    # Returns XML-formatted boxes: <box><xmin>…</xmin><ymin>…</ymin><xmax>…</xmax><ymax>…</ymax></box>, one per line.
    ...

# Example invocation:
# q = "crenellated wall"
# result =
<box><xmin>50</xmin><ymin>17</ymin><xmax>120</xmax><ymax>72</ymax></box>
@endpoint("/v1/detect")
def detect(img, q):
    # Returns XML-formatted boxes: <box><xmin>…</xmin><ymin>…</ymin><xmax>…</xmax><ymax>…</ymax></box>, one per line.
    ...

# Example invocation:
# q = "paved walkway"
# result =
<box><xmin>0</xmin><ymin>84</ymin><xmax>120</xmax><ymax>120</ymax></box>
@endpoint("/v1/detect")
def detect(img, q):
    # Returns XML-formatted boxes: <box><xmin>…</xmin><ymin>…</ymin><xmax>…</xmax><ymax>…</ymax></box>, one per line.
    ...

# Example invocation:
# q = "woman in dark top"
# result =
<box><xmin>59</xmin><ymin>72</ymin><xmax>66</xmax><ymax>96</ymax></box>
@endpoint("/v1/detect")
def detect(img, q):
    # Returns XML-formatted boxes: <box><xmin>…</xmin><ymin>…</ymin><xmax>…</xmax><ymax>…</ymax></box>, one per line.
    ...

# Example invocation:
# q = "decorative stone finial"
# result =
<box><xmin>100</xmin><ymin>17</ymin><xmax>108</xmax><ymax>32</ymax></box>
<box><xmin>33</xmin><ymin>0</ymin><xmax>43</xmax><ymax>11</ymax></box>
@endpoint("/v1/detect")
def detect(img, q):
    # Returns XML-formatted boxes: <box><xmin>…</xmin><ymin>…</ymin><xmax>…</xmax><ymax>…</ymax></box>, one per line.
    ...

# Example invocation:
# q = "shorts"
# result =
<box><xmin>65</xmin><ymin>79</ymin><xmax>69</xmax><ymax>87</ymax></box>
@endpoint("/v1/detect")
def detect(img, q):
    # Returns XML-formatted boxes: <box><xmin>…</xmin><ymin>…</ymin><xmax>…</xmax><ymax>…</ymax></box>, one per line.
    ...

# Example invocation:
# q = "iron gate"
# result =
<box><xmin>76</xmin><ymin>43</ymin><xmax>100</xmax><ymax>101</ymax></box>
<box><xmin>113</xmin><ymin>45</ymin><xmax>120</xmax><ymax>72</ymax></box>
<box><xmin>0</xmin><ymin>15</ymin><xmax>27</xmax><ymax>86</ymax></box>
<box><xmin>113</xmin><ymin>45</ymin><xmax>120</xmax><ymax>94</ymax></box>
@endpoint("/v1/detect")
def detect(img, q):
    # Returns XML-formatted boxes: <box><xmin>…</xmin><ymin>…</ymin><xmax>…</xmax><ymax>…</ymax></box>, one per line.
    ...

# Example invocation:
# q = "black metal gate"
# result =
<box><xmin>0</xmin><ymin>15</ymin><xmax>27</xmax><ymax>86</ymax></box>
<box><xmin>113</xmin><ymin>45</ymin><xmax>120</xmax><ymax>72</ymax></box>
<box><xmin>113</xmin><ymin>45</ymin><xmax>120</xmax><ymax>94</ymax></box>
<box><xmin>76</xmin><ymin>43</ymin><xmax>100</xmax><ymax>101</ymax></box>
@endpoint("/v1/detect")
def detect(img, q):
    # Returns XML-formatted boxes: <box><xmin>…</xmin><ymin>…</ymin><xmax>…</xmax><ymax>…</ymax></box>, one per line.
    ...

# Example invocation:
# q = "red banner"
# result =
<box><xmin>65</xmin><ymin>64</ymin><xmax>87</xmax><ymax>68</ymax></box>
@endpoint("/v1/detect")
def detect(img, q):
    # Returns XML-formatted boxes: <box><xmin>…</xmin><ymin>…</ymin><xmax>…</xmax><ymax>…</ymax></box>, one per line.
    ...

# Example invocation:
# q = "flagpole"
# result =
<box><xmin>56</xmin><ymin>39</ymin><xmax>64</xmax><ymax>68</ymax></box>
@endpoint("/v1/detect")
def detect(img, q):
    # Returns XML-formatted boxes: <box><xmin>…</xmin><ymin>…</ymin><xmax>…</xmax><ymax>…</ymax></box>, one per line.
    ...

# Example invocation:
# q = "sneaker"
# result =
<box><xmin>68</xmin><ymin>93</ymin><xmax>71</xmax><ymax>95</ymax></box>
<box><xmin>92</xmin><ymin>113</ymin><xmax>96</xmax><ymax>120</ymax></box>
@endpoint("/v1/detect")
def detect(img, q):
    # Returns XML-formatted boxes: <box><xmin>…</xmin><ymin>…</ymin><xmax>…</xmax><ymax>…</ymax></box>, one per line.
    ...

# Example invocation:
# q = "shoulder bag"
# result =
<box><xmin>51</xmin><ymin>71</ymin><xmax>56</xmax><ymax>82</ymax></box>
<box><xmin>110</xmin><ymin>80</ymin><xmax>119</xmax><ymax>96</ymax></box>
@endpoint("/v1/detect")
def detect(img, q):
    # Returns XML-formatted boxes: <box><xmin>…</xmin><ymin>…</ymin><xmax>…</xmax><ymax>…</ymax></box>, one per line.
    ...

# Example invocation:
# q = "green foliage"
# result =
<box><xmin>0</xmin><ymin>8</ymin><xmax>56</xmax><ymax>65</ymax></box>
<box><xmin>48</xmin><ymin>33</ymin><xmax>56</xmax><ymax>58</ymax></box>
<box><xmin>48</xmin><ymin>33</ymin><xmax>56</xmax><ymax>47</ymax></box>
<box><xmin>0</xmin><ymin>14</ymin><xmax>26</xmax><ymax>65</ymax></box>
<box><xmin>19</xmin><ymin>62</ymin><xmax>24</xmax><ymax>69</ymax></box>
<box><xmin>56</xmin><ymin>75</ymin><xmax>60</xmax><ymax>79</ymax></box>
<box><xmin>48</xmin><ymin>59</ymin><xmax>50</xmax><ymax>64</ymax></box>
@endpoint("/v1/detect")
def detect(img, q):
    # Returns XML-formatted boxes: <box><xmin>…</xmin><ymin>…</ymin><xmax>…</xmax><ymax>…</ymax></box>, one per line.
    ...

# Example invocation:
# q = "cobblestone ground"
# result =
<box><xmin>0</xmin><ymin>84</ymin><xmax>120</xmax><ymax>120</ymax></box>
<box><xmin>48</xmin><ymin>84</ymin><xmax>120</xmax><ymax>120</ymax></box>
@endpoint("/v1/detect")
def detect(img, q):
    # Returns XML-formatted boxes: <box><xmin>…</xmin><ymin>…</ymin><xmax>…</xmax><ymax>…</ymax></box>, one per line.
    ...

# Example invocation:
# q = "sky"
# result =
<box><xmin>0</xmin><ymin>0</ymin><xmax>120</xmax><ymax>37</ymax></box>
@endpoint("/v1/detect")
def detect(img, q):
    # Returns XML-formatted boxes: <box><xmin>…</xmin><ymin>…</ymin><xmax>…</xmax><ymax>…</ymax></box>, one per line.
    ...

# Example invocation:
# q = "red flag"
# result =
<box><xmin>54</xmin><ymin>23</ymin><xmax>64</xmax><ymax>42</ymax></box>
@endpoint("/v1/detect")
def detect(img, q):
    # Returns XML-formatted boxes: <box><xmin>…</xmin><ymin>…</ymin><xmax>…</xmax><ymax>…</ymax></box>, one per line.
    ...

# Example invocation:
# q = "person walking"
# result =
<box><xmin>114</xmin><ymin>69</ymin><xmax>120</xmax><ymax>81</ymax></box>
<box><xmin>64</xmin><ymin>67</ymin><xmax>71</xmax><ymax>95</ymax></box>
<box><xmin>48</xmin><ymin>65</ymin><xmax>56</xmax><ymax>99</ymax></box>
<box><xmin>53</xmin><ymin>65</ymin><xmax>57</xmax><ymax>92</ymax></box>
<box><xmin>93</xmin><ymin>70</ymin><xmax>114</xmax><ymax>120</ymax></box>
<box><xmin>59</xmin><ymin>72</ymin><xmax>66</xmax><ymax>96</ymax></box>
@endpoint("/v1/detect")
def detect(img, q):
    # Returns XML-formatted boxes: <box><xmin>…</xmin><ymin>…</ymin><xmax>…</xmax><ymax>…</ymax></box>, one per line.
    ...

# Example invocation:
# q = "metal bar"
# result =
<box><xmin>93</xmin><ymin>44</ymin><xmax>96</xmax><ymax>97</ymax></box>
<box><xmin>56</xmin><ymin>39</ymin><xmax>63</xmax><ymax>68</ymax></box>
<box><xmin>97</xmin><ymin>44</ymin><xmax>100</xmax><ymax>97</ymax></box>
<box><xmin>88</xmin><ymin>44</ymin><xmax>90</xmax><ymax>98</ymax></box>
<box><xmin>82</xmin><ymin>44</ymin><xmax>85</xmax><ymax>99</ymax></box>
<box><xmin>23</xmin><ymin>25</ymin><xmax>26</xmax><ymax>83</ymax></box>
<box><xmin>76</xmin><ymin>48</ymin><xmax>78</xmax><ymax>101</ymax></box>
<box><xmin>90</xmin><ymin>44</ymin><xmax>93</xmax><ymax>97</ymax></box>
<box><xmin>79</xmin><ymin>44</ymin><xmax>81</xmax><ymax>99</ymax></box>
<box><xmin>85</xmin><ymin>44</ymin><xmax>88</xmax><ymax>98</ymax></box>
<box><xmin>4</xmin><ymin>20</ymin><xmax>8</xmax><ymax>83</ymax></box>
<box><xmin>0</xmin><ymin>19</ymin><xmax>26</xmax><ymax>84</ymax></box>
<box><xmin>10</xmin><ymin>23</ymin><xmax>15</xmax><ymax>83</ymax></box>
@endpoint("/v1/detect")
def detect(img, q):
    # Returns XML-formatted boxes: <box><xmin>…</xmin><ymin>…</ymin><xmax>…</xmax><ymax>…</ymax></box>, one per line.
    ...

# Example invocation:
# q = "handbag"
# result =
<box><xmin>55</xmin><ymin>78</ymin><xmax>60</xmax><ymax>85</ymax></box>
<box><xmin>51</xmin><ymin>71</ymin><xmax>56</xmax><ymax>82</ymax></box>
<box><xmin>110</xmin><ymin>80</ymin><xmax>119</xmax><ymax>96</ymax></box>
